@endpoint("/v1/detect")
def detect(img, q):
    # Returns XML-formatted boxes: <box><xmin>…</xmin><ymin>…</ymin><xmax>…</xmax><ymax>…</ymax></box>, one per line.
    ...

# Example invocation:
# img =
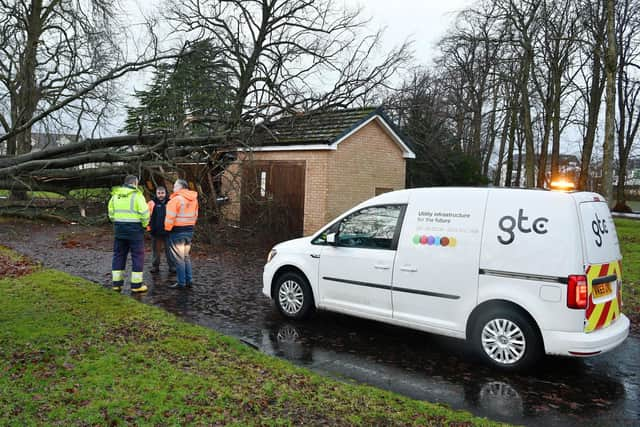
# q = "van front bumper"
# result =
<box><xmin>543</xmin><ymin>314</ymin><xmax>630</xmax><ymax>356</ymax></box>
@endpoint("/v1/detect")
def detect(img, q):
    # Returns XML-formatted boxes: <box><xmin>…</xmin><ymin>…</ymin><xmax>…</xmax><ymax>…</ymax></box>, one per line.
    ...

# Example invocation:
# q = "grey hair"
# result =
<box><xmin>124</xmin><ymin>175</ymin><xmax>138</xmax><ymax>186</ymax></box>
<box><xmin>174</xmin><ymin>179</ymin><xmax>189</xmax><ymax>189</ymax></box>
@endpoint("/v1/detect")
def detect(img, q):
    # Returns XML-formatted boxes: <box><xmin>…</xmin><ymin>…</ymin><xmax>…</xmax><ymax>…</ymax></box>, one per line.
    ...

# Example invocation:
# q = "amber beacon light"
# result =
<box><xmin>550</xmin><ymin>179</ymin><xmax>576</xmax><ymax>192</ymax></box>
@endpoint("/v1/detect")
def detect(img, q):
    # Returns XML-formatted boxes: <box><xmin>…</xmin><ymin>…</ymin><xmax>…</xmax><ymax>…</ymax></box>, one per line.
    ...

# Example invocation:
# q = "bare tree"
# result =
<box><xmin>165</xmin><ymin>0</ymin><xmax>411</xmax><ymax>129</ymax></box>
<box><xmin>577</xmin><ymin>0</ymin><xmax>608</xmax><ymax>190</ymax></box>
<box><xmin>531</xmin><ymin>0</ymin><xmax>581</xmax><ymax>187</ymax></box>
<box><xmin>614</xmin><ymin>0</ymin><xmax>640</xmax><ymax>210</ymax></box>
<box><xmin>0</xmin><ymin>0</ymin><xmax>180</xmax><ymax>155</ymax></box>
<box><xmin>501</xmin><ymin>0</ymin><xmax>541</xmax><ymax>187</ymax></box>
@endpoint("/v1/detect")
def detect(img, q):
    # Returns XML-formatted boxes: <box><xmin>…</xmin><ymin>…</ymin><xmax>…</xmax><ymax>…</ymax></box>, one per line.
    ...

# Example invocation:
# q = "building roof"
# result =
<box><xmin>248</xmin><ymin>107</ymin><xmax>415</xmax><ymax>159</ymax></box>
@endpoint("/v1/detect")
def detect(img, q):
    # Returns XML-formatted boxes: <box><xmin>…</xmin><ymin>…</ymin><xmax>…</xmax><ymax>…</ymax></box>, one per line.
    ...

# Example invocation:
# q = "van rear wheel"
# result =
<box><xmin>472</xmin><ymin>307</ymin><xmax>541</xmax><ymax>371</ymax></box>
<box><xmin>274</xmin><ymin>272</ymin><xmax>315</xmax><ymax>320</ymax></box>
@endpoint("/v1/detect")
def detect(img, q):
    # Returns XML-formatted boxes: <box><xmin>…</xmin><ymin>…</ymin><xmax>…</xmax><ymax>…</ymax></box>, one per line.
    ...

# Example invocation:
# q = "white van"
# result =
<box><xmin>262</xmin><ymin>188</ymin><xmax>630</xmax><ymax>370</ymax></box>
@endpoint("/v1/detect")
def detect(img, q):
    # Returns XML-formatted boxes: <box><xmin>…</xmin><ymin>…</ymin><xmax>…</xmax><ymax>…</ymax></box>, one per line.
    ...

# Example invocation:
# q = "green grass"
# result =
<box><xmin>69</xmin><ymin>188</ymin><xmax>111</xmax><ymax>200</ymax></box>
<box><xmin>616</xmin><ymin>219</ymin><xmax>640</xmax><ymax>311</ymax></box>
<box><xmin>0</xmin><ymin>188</ymin><xmax>110</xmax><ymax>199</ymax></box>
<box><xmin>0</xmin><ymin>266</ymin><xmax>501</xmax><ymax>426</ymax></box>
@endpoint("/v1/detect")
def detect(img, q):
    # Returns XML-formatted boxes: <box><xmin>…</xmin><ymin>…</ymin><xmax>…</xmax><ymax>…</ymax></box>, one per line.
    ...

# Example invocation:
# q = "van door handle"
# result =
<box><xmin>310</xmin><ymin>254</ymin><xmax>320</xmax><ymax>259</ymax></box>
<box><xmin>400</xmin><ymin>266</ymin><xmax>418</xmax><ymax>272</ymax></box>
<box><xmin>374</xmin><ymin>264</ymin><xmax>390</xmax><ymax>270</ymax></box>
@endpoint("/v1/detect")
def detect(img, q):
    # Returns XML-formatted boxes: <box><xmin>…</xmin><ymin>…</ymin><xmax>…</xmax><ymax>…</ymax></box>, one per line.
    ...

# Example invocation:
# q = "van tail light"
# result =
<box><xmin>567</xmin><ymin>275</ymin><xmax>588</xmax><ymax>309</ymax></box>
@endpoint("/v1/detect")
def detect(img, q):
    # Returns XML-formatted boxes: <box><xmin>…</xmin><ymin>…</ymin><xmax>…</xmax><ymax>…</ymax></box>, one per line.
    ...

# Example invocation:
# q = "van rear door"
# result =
<box><xmin>578</xmin><ymin>200</ymin><xmax>623</xmax><ymax>333</ymax></box>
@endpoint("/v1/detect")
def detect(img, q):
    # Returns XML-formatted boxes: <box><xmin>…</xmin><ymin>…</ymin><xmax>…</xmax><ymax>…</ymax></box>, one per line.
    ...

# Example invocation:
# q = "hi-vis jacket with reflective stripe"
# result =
<box><xmin>108</xmin><ymin>185</ymin><xmax>150</xmax><ymax>227</ymax></box>
<box><xmin>165</xmin><ymin>189</ymin><xmax>198</xmax><ymax>232</ymax></box>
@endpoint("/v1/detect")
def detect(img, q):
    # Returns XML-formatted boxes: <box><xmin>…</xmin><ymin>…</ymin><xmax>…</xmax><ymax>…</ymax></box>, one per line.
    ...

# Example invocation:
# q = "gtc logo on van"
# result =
<box><xmin>592</xmin><ymin>213</ymin><xmax>608</xmax><ymax>247</ymax></box>
<box><xmin>497</xmin><ymin>209</ymin><xmax>549</xmax><ymax>245</ymax></box>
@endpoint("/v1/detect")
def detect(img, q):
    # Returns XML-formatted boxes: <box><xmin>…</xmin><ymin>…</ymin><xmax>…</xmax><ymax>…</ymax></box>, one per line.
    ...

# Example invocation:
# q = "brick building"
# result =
<box><xmin>221</xmin><ymin>107</ymin><xmax>415</xmax><ymax>237</ymax></box>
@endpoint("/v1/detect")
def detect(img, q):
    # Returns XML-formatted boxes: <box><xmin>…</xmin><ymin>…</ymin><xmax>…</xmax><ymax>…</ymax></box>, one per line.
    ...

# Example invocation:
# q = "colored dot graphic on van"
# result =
<box><xmin>412</xmin><ymin>235</ymin><xmax>457</xmax><ymax>247</ymax></box>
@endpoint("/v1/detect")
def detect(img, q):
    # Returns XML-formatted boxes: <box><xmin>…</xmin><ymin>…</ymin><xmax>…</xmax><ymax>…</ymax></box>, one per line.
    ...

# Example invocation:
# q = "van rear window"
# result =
<box><xmin>579</xmin><ymin>202</ymin><xmax>621</xmax><ymax>264</ymax></box>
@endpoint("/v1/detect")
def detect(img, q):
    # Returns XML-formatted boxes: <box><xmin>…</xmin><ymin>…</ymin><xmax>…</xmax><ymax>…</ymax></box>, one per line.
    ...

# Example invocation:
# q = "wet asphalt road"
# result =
<box><xmin>1</xmin><ymin>221</ymin><xmax>638</xmax><ymax>426</ymax></box>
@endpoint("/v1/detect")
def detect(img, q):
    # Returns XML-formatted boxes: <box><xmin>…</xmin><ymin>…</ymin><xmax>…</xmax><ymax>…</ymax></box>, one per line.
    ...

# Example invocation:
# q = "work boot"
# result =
<box><xmin>131</xmin><ymin>284</ymin><xmax>148</xmax><ymax>293</ymax></box>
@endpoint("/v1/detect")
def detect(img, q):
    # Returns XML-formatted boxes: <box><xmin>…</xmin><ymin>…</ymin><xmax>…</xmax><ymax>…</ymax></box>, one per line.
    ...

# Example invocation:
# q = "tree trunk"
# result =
<box><xmin>482</xmin><ymin>87</ymin><xmax>499</xmax><ymax>177</ymax></box>
<box><xmin>550</xmin><ymin>73</ymin><xmax>562</xmax><ymax>181</ymax></box>
<box><xmin>579</xmin><ymin>49</ymin><xmax>605</xmax><ymax>191</ymax></box>
<box><xmin>515</xmin><ymin>127</ymin><xmax>524</xmax><ymax>187</ymax></box>
<box><xmin>456</xmin><ymin>102</ymin><xmax>466</xmax><ymax>151</ymax></box>
<box><xmin>505</xmin><ymin>104</ymin><xmax>517</xmax><ymax>187</ymax></box>
<box><xmin>520</xmin><ymin>55</ymin><xmax>536</xmax><ymax>187</ymax></box>
<box><xmin>15</xmin><ymin>0</ymin><xmax>44</xmax><ymax>155</ymax></box>
<box><xmin>493</xmin><ymin>106</ymin><xmax>510</xmax><ymax>186</ymax></box>
<box><xmin>601</xmin><ymin>0</ymin><xmax>617</xmax><ymax>205</ymax></box>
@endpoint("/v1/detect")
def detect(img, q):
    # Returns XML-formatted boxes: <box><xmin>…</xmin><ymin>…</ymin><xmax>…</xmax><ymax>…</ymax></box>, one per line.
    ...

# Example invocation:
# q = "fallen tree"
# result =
<box><xmin>0</xmin><ymin>133</ymin><xmax>234</xmax><ymax>194</ymax></box>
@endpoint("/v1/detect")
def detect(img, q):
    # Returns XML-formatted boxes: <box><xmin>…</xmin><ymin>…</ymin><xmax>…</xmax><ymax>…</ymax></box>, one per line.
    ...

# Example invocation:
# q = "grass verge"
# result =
<box><xmin>0</xmin><ymin>264</ymin><xmax>501</xmax><ymax>426</ymax></box>
<box><xmin>616</xmin><ymin>219</ymin><xmax>640</xmax><ymax>328</ymax></box>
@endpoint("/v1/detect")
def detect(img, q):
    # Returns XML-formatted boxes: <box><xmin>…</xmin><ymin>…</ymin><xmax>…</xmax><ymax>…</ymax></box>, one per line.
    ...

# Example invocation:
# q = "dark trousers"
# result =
<box><xmin>168</xmin><ymin>232</ymin><xmax>193</xmax><ymax>285</ymax></box>
<box><xmin>112</xmin><ymin>238</ymin><xmax>144</xmax><ymax>287</ymax></box>
<box><xmin>151</xmin><ymin>234</ymin><xmax>175</xmax><ymax>270</ymax></box>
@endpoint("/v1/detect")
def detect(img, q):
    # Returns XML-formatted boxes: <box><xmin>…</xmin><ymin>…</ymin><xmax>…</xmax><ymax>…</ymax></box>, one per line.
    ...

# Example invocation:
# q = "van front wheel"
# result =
<box><xmin>472</xmin><ymin>307</ymin><xmax>541</xmax><ymax>371</ymax></box>
<box><xmin>274</xmin><ymin>272</ymin><xmax>315</xmax><ymax>320</ymax></box>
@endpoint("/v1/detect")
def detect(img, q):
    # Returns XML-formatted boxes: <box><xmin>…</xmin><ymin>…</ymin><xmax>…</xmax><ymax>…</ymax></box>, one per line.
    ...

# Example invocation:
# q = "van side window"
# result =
<box><xmin>337</xmin><ymin>205</ymin><xmax>404</xmax><ymax>250</ymax></box>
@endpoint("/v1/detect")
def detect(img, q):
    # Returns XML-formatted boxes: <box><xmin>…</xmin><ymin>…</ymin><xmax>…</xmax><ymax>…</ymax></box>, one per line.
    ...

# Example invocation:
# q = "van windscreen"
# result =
<box><xmin>579</xmin><ymin>202</ymin><xmax>621</xmax><ymax>264</ymax></box>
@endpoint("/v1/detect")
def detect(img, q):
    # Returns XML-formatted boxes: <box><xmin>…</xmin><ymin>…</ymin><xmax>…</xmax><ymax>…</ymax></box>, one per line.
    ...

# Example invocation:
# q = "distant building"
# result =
<box><xmin>0</xmin><ymin>132</ymin><xmax>79</xmax><ymax>155</ymax></box>
<box><xmin>615</xmin><ymin>156</ymin><xmax>640</xmax><ymax>187</ymax></box>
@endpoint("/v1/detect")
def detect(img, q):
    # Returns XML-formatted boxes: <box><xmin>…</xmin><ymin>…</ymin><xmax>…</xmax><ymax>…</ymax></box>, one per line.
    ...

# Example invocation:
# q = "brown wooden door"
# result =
<box><xmin>241</xmin><ymin>161</ymin><xmax>306</xmax><ymax>238</ymax></box>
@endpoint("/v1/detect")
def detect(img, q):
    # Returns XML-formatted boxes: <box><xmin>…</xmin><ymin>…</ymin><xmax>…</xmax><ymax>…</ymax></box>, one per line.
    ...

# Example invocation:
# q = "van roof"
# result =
<box><xmin>363</xmin><ymin>187</ymin><xmax>606</xmax><ymax>206</ymax></box>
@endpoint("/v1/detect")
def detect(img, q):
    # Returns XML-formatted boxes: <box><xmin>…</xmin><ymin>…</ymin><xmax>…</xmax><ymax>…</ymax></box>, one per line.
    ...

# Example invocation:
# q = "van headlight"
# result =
<box><xmin>266</xmin><ymin>248</ymin><xmax>277</xmax><ymax>263</ymax></box>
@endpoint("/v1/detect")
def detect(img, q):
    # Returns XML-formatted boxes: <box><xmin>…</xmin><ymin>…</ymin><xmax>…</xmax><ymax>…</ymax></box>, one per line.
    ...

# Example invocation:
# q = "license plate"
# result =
<box><xmin>592</xmin><ymin>282</ymin><xmax>612</xmax><ymax>298</ymax></box>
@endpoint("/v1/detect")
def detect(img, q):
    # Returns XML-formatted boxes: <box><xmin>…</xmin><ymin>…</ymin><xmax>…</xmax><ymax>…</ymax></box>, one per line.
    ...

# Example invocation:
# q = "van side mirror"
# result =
<box><xmin>326</xmin><ymin>232</ymin><xmax>337</xmax><ymax>245</ymax></box>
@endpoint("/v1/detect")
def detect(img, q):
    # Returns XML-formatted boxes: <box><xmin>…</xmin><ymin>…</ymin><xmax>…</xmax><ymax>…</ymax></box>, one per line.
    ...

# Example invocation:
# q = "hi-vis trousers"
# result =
<box><xmin>112</xmin><ymin>238</ymin><xmax>144</xmax><ymax>289</ymax></box>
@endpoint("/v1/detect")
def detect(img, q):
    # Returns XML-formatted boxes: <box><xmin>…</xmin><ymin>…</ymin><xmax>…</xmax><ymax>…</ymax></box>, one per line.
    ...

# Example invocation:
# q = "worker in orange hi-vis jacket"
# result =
<box><xmin>164</xmin><ymin>179</ymin><xmax>199</xmax><ymax>289</ymax></box>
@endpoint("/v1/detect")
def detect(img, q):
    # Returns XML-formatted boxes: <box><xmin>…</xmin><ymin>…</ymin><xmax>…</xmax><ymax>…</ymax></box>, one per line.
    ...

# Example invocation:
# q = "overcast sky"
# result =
<box><xmin>347</xmin><ymin>0</ymin><xmax>475</xmax><ymax>67</ymax></box>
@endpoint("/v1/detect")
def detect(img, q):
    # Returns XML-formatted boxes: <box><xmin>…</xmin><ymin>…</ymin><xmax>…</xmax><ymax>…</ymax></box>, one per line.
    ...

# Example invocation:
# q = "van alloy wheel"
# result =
<box><xmin>472</xmin><ymin>306</ymin><xmax>542</xmax><ymax>371</ymax></box>
<box><xmin>481</xmin><ymin>318</ymin><xmax>526</xmax><ymax>364</ymax></box>
<box><xmin>274</xmin><ymin>271</ymin><xmax>315</xmax><ymax>320</ymax></box>
<box><xmin>278</xmin><ymin>280</ymin><xmax>304</xmax><ymax>315</ymax></box>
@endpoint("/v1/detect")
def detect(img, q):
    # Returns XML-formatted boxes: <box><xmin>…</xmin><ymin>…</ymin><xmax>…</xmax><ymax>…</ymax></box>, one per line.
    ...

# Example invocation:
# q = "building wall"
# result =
<box><xmin>220</xmin><ymin>150</ymin><xmax>331</xmax><ymax>235</ymax></box>
<box><xmin>326</xmin><ymin>120</ymin><xmax>406</xmax><ymax>219</ymax></box>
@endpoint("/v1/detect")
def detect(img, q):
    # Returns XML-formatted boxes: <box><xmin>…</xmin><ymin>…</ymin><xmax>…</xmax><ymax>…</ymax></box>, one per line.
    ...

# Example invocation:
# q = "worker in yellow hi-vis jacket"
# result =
<box><xmin>107</xmin><ymin>175</ymin><xmax>150</xmax><ymax>292</ymax></box>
